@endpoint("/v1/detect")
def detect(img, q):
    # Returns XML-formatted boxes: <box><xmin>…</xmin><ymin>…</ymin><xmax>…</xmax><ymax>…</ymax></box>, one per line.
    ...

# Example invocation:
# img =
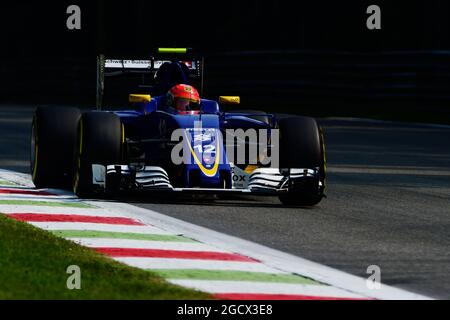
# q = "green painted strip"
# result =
<box><xmin>149</xmin><ymin>269</ymin><xmax>321</xmax><ymax>285</ymax></box>
<box><xmin>0</xmin><ymin>180</ymin><xmax>16</xmax><ymax>186</ymax></box>
<box><xmin>0</xmin><ymin>200</ymin><xmax>94</xmax><ymax>208</ymax></box>
<box><xmin>50</xmin><ymin>230</ymin><xmax>195</xmax><ymax>242</ymax></box>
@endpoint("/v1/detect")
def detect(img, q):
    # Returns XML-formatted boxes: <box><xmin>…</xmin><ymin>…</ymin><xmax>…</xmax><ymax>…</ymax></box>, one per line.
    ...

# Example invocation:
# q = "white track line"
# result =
<box><xmin>324</xmin><ymin>117</ymin><xmax>450</xmax><ymax>129</ymax></box>
<box><xmin>327</xmin><ymin>166</ymin><xmax>450</xmax><ymax>176</ymax></box>
<box><xmin>68</xmin><ymin>238</ymin><xmax>229</xmax><ymax>252</ymax></box>
<box><xmin>114</xmin><ymin>257</ymin><xmax>288</xmax><ymax>274</ymax></box>
<box><xmin>168</xmin><ymin>280</ymin><xmax>365</xmax><ymax>298</ymax></box>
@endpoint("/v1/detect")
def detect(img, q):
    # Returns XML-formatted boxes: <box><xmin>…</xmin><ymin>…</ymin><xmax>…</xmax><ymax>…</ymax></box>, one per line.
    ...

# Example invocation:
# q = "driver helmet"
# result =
<box><xmin>167</xmin><ymin>84</ymin><xmax>201</xmax><ymax>114</ymax></box>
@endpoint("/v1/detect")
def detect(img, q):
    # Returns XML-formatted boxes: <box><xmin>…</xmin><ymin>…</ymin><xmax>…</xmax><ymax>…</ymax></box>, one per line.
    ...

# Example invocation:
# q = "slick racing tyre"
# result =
<box><xmin>73</xmin><ymin>112</ymin><xmax>123</xmax><ymax>197</ymax></box>
<box><xmin>278</xmin><ymin>116</ymin><xmax>326</xmax><ymax>206</ymax></box>
<box><xmin>31</xmin><ymin>106</ymin><xmax>81</xmax><ymax>189</ymax></box>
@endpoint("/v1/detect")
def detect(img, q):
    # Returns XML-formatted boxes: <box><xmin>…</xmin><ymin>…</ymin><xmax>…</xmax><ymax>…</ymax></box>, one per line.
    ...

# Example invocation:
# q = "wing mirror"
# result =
<box><xmin>219</xmin><ymin>96</ymin><xmax>240</xmax><ymax>105</ymax></box>
<box><xmin>129</xmin><ymin>94</ymin><xmax>155</xmax><ymax>114</ymax></box>
<box><xmin>129</xmin><ymin>94</ymin><xmax>151</xmax><ymax>104</ymax></box>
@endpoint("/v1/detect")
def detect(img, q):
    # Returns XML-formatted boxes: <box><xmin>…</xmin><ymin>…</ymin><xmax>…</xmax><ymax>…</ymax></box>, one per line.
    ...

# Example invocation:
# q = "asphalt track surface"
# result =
<box><xmin>1</xmin><ymin>105</ymin><xmax>449</xmax><ymax>299</ymax></box>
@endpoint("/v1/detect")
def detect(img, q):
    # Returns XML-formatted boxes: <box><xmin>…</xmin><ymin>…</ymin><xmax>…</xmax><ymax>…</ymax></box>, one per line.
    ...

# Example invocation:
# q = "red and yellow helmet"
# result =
<box><xmin>167</xmin><ymin>84</ymin><xmax>201</xmax><ymax>113</ymax></box>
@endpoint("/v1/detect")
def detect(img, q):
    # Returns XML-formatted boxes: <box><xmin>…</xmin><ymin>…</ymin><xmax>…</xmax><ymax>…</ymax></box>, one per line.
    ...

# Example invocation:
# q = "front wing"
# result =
<box><xmin>91</xmin><ymin>164</ymin><xmax>321</xmax><ymax>195</ymax></box>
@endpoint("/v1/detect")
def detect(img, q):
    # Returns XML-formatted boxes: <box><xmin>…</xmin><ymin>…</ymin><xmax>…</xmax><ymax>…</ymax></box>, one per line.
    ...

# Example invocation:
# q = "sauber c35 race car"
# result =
<box><xmin>31</xmin><ymin>48</ymin><xmax>326</xmax><ymax>206</ymax></box>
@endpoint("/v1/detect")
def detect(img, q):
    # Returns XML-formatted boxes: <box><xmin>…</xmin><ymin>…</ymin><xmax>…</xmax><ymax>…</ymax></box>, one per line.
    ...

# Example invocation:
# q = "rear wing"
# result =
<box><xmin>96</xmin><ymin>49</ymin><xmax>204</xmax><ymax>110</ymax></box>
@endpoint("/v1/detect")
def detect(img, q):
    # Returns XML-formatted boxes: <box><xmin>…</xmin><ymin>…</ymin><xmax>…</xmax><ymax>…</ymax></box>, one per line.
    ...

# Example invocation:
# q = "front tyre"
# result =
<box><xmin>31</xmin><ymin>107</ymin><xmax>81</xmax><ymax>189</ymax></box>
<box><xmin>73</xmin><ymin>112</ymin><xmax>123</xmax><ymax>197</ymax></box>
<box><xmin>278</xmin><ymin>116</ymin><xmax>326</xmax><ymax>206</ymax></box>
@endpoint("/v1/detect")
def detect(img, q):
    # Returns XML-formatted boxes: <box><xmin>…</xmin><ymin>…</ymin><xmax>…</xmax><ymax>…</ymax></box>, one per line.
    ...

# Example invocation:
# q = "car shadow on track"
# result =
<box><xmin>94</xmin><ymin>192</ymin><xmax>319</xmax><ymax>210</ymax></box>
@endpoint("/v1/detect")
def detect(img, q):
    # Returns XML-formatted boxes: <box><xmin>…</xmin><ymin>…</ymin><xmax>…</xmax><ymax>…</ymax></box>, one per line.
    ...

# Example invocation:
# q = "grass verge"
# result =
<box><xmin>0</xmin><ymin>214</ymin><xmax>210</xmax><ymax>299</ymax></box>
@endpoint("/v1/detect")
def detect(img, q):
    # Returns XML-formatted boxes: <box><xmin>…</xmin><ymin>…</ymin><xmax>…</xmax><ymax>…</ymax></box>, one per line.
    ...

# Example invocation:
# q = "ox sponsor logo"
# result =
<box><xmin>231</xmin><ymin>165</ymin><xmax>249</xmax><ymax>189</ymax></box>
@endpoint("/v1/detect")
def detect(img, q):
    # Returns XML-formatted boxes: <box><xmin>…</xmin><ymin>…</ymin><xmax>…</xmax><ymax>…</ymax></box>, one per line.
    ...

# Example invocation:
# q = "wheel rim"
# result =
<box><xmin>31</xmin><ymin>120</ymin><xmax>38</xmax><ymax>180</ymax></box>
<box><xmin>72</xmin><ymin>121</ymin><xmax>83</xmax><ymax>193</ymax></box>
<box><xmin>319</xmin><ymin>128</ymin><xmax>327</xmax><ymax>191</ymax></box>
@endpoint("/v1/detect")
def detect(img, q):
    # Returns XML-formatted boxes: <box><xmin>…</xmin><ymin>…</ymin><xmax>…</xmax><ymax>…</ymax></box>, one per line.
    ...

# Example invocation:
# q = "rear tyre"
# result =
<box><xmin>278</xmin><ymin>116</ymin><xmax>326</xmax><ymax>206</ymax></box>
<box><xmin>73</xmin><ymin>112</ymin><xmax>123</xmax><ymax>197</ymax></box>
<box><xmin>31</xmin><ymin>107</ymin><xmax>81</xmax><ymax>189</ymax></box>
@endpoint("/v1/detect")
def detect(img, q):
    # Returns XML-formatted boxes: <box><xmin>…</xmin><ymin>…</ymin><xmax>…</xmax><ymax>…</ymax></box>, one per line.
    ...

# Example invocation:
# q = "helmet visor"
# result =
<box><xmin>174</xmin><ymin>98</ymin><xmax>200</xmax><ymax>112</ymax></box>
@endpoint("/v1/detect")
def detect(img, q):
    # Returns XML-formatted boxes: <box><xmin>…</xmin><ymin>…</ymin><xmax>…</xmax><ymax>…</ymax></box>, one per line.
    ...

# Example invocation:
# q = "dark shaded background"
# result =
<box><xmin>4</xmin><ymin>1</ymin><xmax>450</xmax><ymax>54</ymax></box>
<box><xmin>1</xmin><ymin>1</ymin><xmax>450</xmax><ymax>120</ymax></box>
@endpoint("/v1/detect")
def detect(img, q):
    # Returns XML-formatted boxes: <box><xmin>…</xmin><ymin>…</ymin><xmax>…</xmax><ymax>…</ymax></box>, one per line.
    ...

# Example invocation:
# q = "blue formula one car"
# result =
<box><xmin>31</xmin><ymin>48</ymin><xmax>326</xmax><ymax>206</ymax></box>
